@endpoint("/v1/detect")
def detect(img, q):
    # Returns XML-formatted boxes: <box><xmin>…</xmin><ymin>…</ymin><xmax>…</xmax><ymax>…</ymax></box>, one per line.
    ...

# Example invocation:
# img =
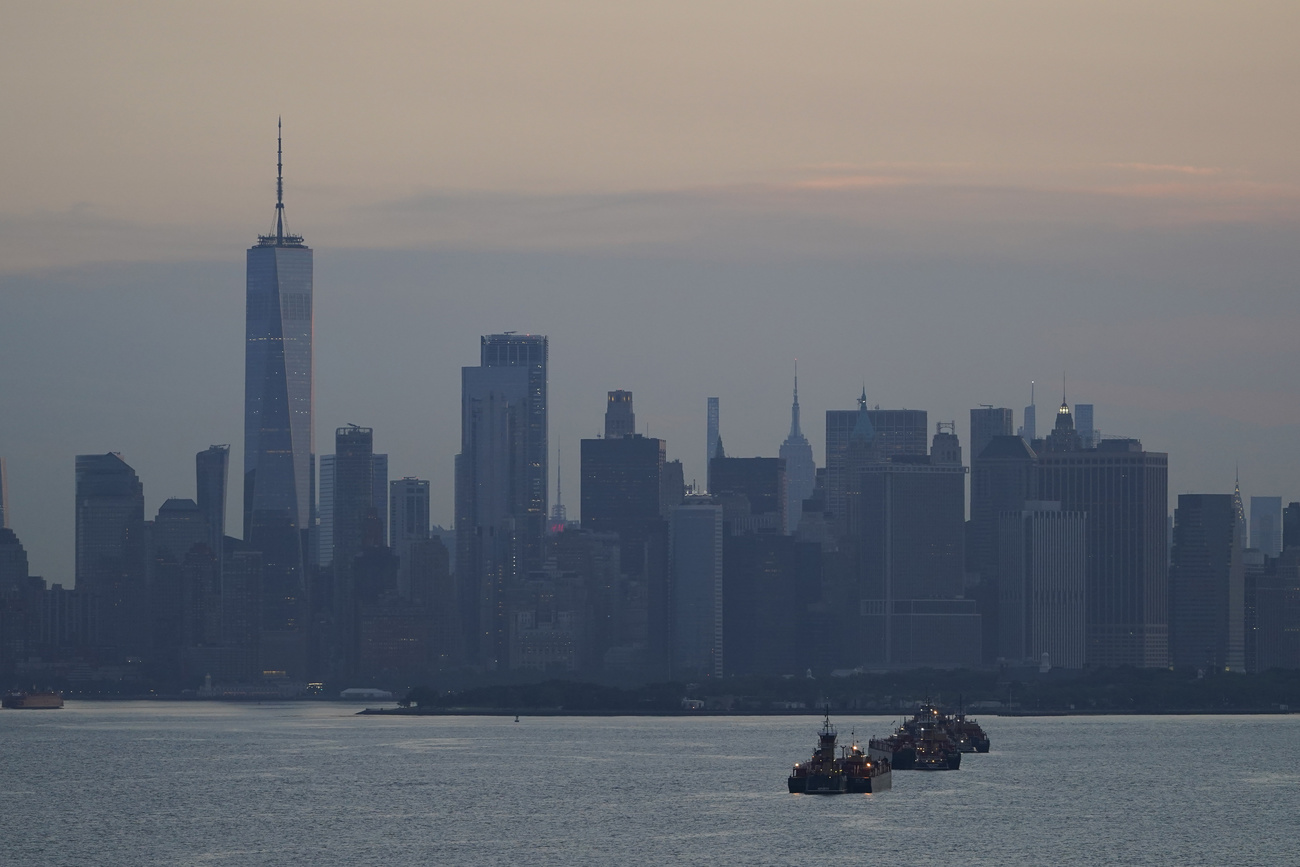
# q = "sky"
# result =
<box><xmin>2</xmin><ymin>2</ymin><xmax>1299</xmax><ymax>584</ymax></box>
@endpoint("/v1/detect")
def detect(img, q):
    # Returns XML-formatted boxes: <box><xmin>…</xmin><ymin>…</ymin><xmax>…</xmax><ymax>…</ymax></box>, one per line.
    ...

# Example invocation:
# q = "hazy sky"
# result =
<box><xmin>3</xmin><ymin>2</ymin><xmax>1299</xmax><ymax>583</ymax></box>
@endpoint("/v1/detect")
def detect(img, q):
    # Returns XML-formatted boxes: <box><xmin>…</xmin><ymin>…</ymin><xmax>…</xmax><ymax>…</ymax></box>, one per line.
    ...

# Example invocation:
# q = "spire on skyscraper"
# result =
<box><xmin>1233</xmin><ymin>467</ymin><xmax>1246</xmax><ymax>540</ymax></box>
<box><xmin>260</xmin><ymin>118</ymin><xmax>303</xmax><ymax>247</ymax></box>
<box><xmin>851</xmin><ymin>385</ymin><xmax>875</xmax><ymax>443</ymax></box>
<box><xmin>551</xmin><ymin>448</ymin><xmax>567</xmax><ymax>529</ymax></box>
<box><xmin>276</xmin><ymin>117</ymin><xmax>284</xmax><ymax>242</ymax></box>
<box><xmin>779</xmin><ymin>363</ymin><xmax>816</xmax><ymax>533</ymax></box>
<box><xmin>788</xmin><ymin>362</ymin><xmax>805</xmax><ymax>442</ymax></box>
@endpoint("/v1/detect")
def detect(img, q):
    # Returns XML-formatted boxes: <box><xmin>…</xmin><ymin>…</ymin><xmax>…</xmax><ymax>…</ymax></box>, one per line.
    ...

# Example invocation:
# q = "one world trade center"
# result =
<box><xmin>243</xmin><ymin>122</ymin><xmax>313</xmax><ymax>674</ymax></box>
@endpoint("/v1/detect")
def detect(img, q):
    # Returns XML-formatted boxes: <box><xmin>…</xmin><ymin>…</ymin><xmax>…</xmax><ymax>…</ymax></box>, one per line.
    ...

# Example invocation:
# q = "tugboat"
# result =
<box><xmin>869</xmin><ymin>728</ymin><xmax>916</xmax><ymax>770</ymax></box>
<box><xmin>2</xmin><ymin>690</ymin><xmax>64</xmax><ymax>709</ymax></box>
<box><xmin>788</xmin><ymin>712</ymin><xmax>892</xmax><ymax>794</ymax></box>
<box><xmin>912</xmin><ymin>724</ymin><xmax>962</xmax><ymax>771</ymax></box>
<box><xmin>949</xmin><ymin>700</ymin><xmax>991</xmax><ymax>753</ymax></box>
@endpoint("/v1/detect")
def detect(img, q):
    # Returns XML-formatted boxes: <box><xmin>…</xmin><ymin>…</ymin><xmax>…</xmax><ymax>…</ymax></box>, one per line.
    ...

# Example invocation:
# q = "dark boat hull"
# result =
<box><xmin>2</xmin><ymin>692</ymin><xmax>63</xmax><ymax>709</ymax></box>
<box><xmin>789</xmin><ymin>771</ymin><xmax>891</xmax><ymax>794</ymax></box>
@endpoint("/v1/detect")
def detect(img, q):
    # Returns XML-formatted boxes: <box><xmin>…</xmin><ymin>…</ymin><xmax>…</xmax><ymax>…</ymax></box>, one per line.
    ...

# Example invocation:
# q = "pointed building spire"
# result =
<box><xmin>258</xmin><ymin>117</ymin><xmax>303</xmax><ymax>247</ymax></box>
<box><xmin>1233</xmin><ymin>466</ymin><xmax>1246</xmax><ymax>539</ymax></box>
<box><xmin>851</xmin><ymin>384</ymin><xmax>875</xmax><ymax>443</ymax></box>
<box><xmin>788</xmin><ymin>361</ymin><xmax>804</xmax><ymax>441</ymax></box>
<box><xmin>550</xmin><ymin>447</ymin><xmax>567</xmax><ymax>529</ymax></box>
<box><xmin>275</xmin><ymin>117</ymin><xmax>285</xmax><ymax>243</ymax></box>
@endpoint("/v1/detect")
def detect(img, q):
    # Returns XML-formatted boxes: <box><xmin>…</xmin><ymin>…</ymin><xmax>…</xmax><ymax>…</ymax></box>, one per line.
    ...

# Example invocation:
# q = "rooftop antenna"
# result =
<box><xmin>275</xmin><ymin>117</ymin><xmax>284</xmax><ymax>243</ymax></box>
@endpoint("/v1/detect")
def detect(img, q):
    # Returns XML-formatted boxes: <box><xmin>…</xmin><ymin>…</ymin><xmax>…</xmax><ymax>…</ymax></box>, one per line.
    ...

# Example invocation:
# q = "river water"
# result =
<box><xmin>2</xmin><ymin>703</ymin><xmax>1293</xmax><ymax>865</ymax></box>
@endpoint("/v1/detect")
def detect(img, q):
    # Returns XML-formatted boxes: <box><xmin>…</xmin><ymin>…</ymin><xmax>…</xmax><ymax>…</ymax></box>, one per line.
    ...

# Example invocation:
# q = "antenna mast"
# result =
<box><xmin>275</xmin><ymin>117</ymin><xmax>284</xmax><ymax>243</ymax></box>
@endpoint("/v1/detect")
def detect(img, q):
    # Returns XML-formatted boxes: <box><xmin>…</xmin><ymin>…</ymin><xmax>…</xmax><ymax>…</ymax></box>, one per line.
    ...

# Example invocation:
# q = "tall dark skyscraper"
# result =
<box><xmin>1284</xmin><ymin>502</ymin><xmax>1300</xmax><ymax>553</ymax></box>
<box><xmin>479</xmin><ymin>334</ymin><xmax>548</xmax><ymax>569</ymax></box>
<box><xmin>1170</xmin><ymin>493</ymin><xmax>1245</xmax><ymax>671</ymax></box>
<box><xmin>243</xmin><ymin>125</ymin><xmax>313</xmax><ymax>548</ymax></box>
<box><xmin>825</xmin><ymin>392</ymin><xmax>927</xmax><ymax>529</ymax></box>
<box><xmin>604</xmin><ymin>390</ymin><xmax>635</xmax><ymax>438</ymax></box>
<box><xmin>242</xmin><ymin>124</ymin><xmax>313</xmax><ymax>676</ymax></box>
<box><xmin>1250</xmin><ymin>496</ymin><xmax>1282</xmax><ymax>558</ymax></box>
<box><xmin>0</xmin><ymin>456</ymin><xmax>8</xmax><ymax>529</ymax></box>
<box><xmin>970</xmin><ymin>434</ymin><xmax>1037</xmax><ymax>662</ymax></box>
<box><xmin>581</xmin><ymin>435</ymin><xmax>665</xmax><ymax>533</ymax></box>
<box><xmin>779</xmin><ymin>372</ymin><xmax>815</xmax><ymax>533</ymax></box>
<box><xmin>456</xmin><ymin>339</ymin><xmax>541</xmax><ymax>668</ymax></box>
<box><xmin>75</xmin><ymin>453</ymin><xmax>146</xmax><ymax>655</ymax></box>
<box><xmin>332</xmin><ymin>426</ymin><xmax>377</xmax><ymax>572</ymax></box>
<box><xmin>969</xmin><ymin>406</ymin><xmax>1013</xmax><ymax>462</ymax></box>
<box><xmin>195</xmin><ymin>445</ymin><xmax>229</xmax><ymax>564</ymax></box>
<box><xmin>1036</xmin><ymin>406</ymin><xmax>1169</xmax><ymax>668</ymax></box>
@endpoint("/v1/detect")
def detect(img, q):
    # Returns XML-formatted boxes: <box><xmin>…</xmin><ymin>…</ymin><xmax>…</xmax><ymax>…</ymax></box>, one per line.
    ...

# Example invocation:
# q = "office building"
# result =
<box><xmin>854</xmin><ymin>458</ymin><xmax>980</xmax><ymax>667</ymax></box>
<box><xmin>581</xmin><ymin>435</ymin><xmax>665</xmax><ymax>532</ymax></box>
<box><xmin>1037</xmin><ymin>422</ymin><xmax>1169</xmax><ymax>668</ymax></box>
<box><xmin>1170</xmin><ymin>494</ymin><xmax>1245</xmax><ymax>671</ymax></box>
<box><xmin>0</xmin><ymin>526</ymin><xmax>29</xmax><ymax>594</ymax></box>
<box><xmin>671</xmin><ymin>498</ymin><xmax>724</xmax><ymax>678</ymax></box>
<box><xmin>825</xmin><ymin>394</ymin><xmax>926</xmax><ymax>527</ymax></box>
<box><xmin>1018</xmin><ymin>382</ymin><xmax>1037</xmax><ymax>441</ymax></box>
<box><xmin>456</xmin><ymin>359</ymin><xmax>531</xmax><ymax>667</ymax></box>
<box><xmin>317</xmin><ymin>454</ymin><xmax>335</xmax><ymax>567</ymax></box>
<box><xmin>479</xmin><ymin>333</ymin><xmax>548</xmax><ymax>571</ymax></box>
<box><xmin>707</xmin><ymin>397</ymin><xmax>720</xmax><ymax>464</ymax></box>
<box><xmin>371</xmin><ymin>453</ymin><xmax>389</xmax><ymax>545</ymax></box>
<box><xmin>1284</xmin><ymin>502</ymin><xmax>1300</xmax><ymax>552</ymax></box>
<box><xmin>75</xmin><ymin>453</ymin><xmax>146</xmax><ymax>656</ymax></box>
<box><xmin>333</xmin><ymin>426</ymin><xmax>377</xmax><ymax>571</ymax></box>
<box><xmin>1250</xmin><ymin>496</ymin><xmax>1283</xmax><ymax>558</ymax></box>
<box><xmin>390</xmin><ymin>477</ymin><xmax>431</xmax><ymax>548</ymax></box>
<box><xmin>0</xmin><ymin>457</ymin><xmax>8</xmax><ymax>529</ymax></box>
<box><xmin>1074</xmin><ymin>403</ymin><xmax>1095</xmax><ymax>449</ymax></box>
<box><xmin>710</xmin><ymin>456</ymin><xmax>787</xmax><ymax>534</ymax></box>
<box><xmin>319</xmin><ymin>451</ymin><xmax>387</xmax><ymax>568</ymax></box>
<box><xmin>242</xmin><ymin>126</ymin><xmax>313</xmax><ymax>675</ymax></box>
<box><xmin>970</xmin><ymin>407</ymin><xmax>1013</xmax><ymax>462</ymax></box>
<box><xmin>931</xmin><ymin>422</ymin><xmax>962</xmax><ymax>466</ymax></box>
<box><xmin>779</xmin><ymin>373</ymin><xmax>816</xmax><ymax>533</ymax></box>
<box><xmin>605</xmin><ymin>390</ymin><xmax>635</xmax><ymax>438</ymax></box>
<box><xmin>997</xmin><ymin>502</ymin><xmax>1087</xmax><ymax>668</ymax></box>
<box><xmin>969</xmin><ymin>435</ymin><xmax>1037</xmax><ymax>662</ymax></box>
<box><xmin>195</xmin><ymin>445</ymin><xmax>229</xmax><ymax>564</ymax></box>
<box><xmin>390</xmin><ymin>477</ymin><xmax>431</xmax><ymax>598</ymax></box>
<box><xmin>722</xmin><ymin>532</ymin><xmax>822</xmax><ymax>676</ymax></box>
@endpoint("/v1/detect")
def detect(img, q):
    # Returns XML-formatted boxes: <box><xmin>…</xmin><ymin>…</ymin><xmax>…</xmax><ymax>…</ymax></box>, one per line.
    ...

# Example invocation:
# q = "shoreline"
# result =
<box><xmin>355</xmin><ymin>706</ymin><xmax>1296</xmax><ymax>718</ymax></box>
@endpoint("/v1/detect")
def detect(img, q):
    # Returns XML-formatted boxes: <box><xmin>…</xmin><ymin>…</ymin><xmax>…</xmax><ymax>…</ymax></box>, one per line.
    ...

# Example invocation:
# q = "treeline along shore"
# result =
<box><xmin>364</xmin><ymin>668</ymin><xmax>1300</xmax><ymax>716</ymax></box>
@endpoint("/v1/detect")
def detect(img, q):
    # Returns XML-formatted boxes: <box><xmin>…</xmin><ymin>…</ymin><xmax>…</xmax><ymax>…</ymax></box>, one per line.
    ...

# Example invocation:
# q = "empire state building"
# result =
<box><xmin>243</xmin><ymin>122</ymin><xmax>313</xmax><ymax>667</ymax></box>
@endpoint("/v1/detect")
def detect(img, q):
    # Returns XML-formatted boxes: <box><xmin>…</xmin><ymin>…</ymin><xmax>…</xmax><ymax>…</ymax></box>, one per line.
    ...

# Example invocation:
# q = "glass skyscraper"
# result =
<box><xmin>242</xmin><ymin>126</ymin><xmax>313</xmax><ymax>673</ymax></box>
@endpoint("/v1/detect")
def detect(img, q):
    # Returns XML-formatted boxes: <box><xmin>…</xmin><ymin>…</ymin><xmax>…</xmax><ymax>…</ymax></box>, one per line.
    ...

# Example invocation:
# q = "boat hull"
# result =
<box><xmin>789</xmin><ymin>770</ymin><xmax>891</xmax><ymax>794</ymax></box>
<box><xmin>2</xmin><ymin>692</ymin><xmax>64</xmax><ymax>709</ymax></box>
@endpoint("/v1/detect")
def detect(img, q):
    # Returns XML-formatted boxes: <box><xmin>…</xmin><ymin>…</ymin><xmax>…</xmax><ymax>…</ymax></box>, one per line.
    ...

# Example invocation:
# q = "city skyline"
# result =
<box><xmin>4</xmin><ymin>3</ymin><xmax>1300</xmax><ymax>584</ymax></box>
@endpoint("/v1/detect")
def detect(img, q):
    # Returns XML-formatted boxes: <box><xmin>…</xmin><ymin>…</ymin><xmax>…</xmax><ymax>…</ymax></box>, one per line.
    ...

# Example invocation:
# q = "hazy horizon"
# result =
<box><xmin>3</xmin><ymin>2</ymin><xmax>1298</xmax><ymax>582</ymax></box>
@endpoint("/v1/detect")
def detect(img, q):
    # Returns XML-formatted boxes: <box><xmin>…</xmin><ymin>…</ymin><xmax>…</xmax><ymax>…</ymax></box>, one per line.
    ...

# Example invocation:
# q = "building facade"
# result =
<box><xmin>1170</xmin><ymin>494</ymin><xmax>1245</xmax><ymax>671</ymax></box>
<box><xmin>671</xmin><ymin>499</ymin><xmax>724</xmax><ymax>678</ymax></box>
<box><xmin>997</xmin><ymin>502</ymin><xmax>1088</xmax><ymax>668</ymax></box>
<box><xmin>779</xmin><ymin>374</ymin><xmax>816</xmax><ymax>534</ymax></box>
<box><xmin>1037</xmin><ymin>433</ymin><xmax>1170</xmax><ymax>668</ymax></box>
<box><xmin>242</xmin><ymin>128</ymin><xmax>313</xmax><ymax>676</ymax></box>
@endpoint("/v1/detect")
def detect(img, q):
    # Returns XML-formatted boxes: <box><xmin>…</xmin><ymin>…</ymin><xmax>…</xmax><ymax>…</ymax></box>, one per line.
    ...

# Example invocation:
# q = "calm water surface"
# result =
<box><xmin>3</xmin><ymin>703</ymin><xmax>1294</xmax><ymax>865</ymax></box>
